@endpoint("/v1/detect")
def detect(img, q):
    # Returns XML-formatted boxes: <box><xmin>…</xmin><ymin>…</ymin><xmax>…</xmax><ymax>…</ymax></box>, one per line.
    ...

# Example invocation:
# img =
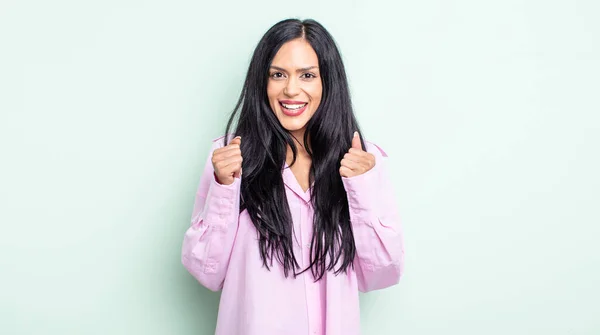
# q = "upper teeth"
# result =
<box><xmin>282</xmin><ymin>103</ymin><xmax>306</xmax><ymax>110</ymax></box>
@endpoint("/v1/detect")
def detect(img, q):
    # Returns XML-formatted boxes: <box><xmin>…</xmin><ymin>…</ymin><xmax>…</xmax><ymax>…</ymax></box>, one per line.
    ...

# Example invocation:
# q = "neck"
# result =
<box><xmin>287</xmin><ymin>129</ymin><xmax>311</xmax><ymax>162</ymax></box>
<box><xmin>290</xmin><ymin>127</ymin><xmax>304</xmax><ymax>142</ymax></box>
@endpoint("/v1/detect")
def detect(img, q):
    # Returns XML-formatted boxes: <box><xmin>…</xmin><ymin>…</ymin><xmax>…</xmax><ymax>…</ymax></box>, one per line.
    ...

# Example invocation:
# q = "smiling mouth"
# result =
<box><xmin>279</xmin><ymin>101</ymin><xmax>308</xmax><ymax>116</ymax></box>
<box><xmin>279</xmin><ymin>102</ymin><xmax>308</xmax><ymax>110</ymax></box>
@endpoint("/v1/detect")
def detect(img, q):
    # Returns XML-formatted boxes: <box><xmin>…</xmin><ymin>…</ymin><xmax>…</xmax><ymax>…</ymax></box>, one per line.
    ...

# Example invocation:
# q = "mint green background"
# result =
<box><xmin>1</xmin><ymin>0</ymin><xmax>599</xmax><ymax>334</ymax></box>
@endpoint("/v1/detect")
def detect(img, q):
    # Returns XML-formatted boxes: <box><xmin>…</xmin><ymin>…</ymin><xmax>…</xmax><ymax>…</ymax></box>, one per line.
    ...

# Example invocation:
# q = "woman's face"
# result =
<box><xmin>267</xmin><ymin>38</ymin><xmax>323</xmax><ymax>137</ymax></box>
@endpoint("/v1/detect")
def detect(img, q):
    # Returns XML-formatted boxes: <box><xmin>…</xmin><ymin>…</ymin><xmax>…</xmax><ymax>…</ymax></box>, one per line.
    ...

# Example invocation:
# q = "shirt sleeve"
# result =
<box><xmin>341</xmin><ymin>142</ymin><xmax>405</xmax><ymax>292</ymax></box>
<box><xmin>181</xmin><ymin>139</ymin><xmax>241</xmax><ymax>292</ymax></box>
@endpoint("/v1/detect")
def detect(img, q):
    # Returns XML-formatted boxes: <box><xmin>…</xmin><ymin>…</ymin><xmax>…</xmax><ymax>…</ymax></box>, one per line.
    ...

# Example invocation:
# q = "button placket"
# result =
<box><xmin>300</xmin><ymin>202</ymin><xmax>318</xmax><ymax>335</ymax></box>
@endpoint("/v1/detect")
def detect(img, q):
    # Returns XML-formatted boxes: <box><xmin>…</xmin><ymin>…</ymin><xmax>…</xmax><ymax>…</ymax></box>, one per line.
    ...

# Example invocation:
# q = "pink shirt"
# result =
<box><xmin>181</xmin><ymin>136</ymin><xmax>404</xmax><ymax>335</ymax></box>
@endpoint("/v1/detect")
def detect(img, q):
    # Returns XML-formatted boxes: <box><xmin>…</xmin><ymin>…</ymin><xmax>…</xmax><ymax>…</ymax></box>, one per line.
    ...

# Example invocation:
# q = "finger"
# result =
<box><xmin>214</xmin><ymin>147</ymin><xmax>242</xmax><ymax>160</ymax></box>
<box><xmin>340</xmin><ymin>158</ymin><xmax>362</xmax><ymax>171</ymax></box>
<box><xmin>339</xmin><ymin>166</ymin><xmax>354</xmax><ymax>178</ymax></box>
<box><xmin>230</xmin><ymin>162</ymin><xmax>242</xmax><ymax>178</ymax></box>
<box><xmin>216</xmin><ymin>163</ymin><xmax>242</xmax><ymax>183</ymax></box>
<box><xmin>356</xmin><ymin>157</ymin><xmax>373</xmax><ymax>172</ymax></box>
<box><xmin>346</xmin><ymin>151</ymin><xmax>375</xmax><ymax>168</ymax></box>
<box><xmin>215</xmin><ymin>155</ymin><xmax>243</xmax><ymax>170</ymax></box>
<box><xmin>348</xmin><ymin>147</ymin><xmax>368</xmax><ymax>155</ymax></box>
<box><xmin>343</xmin><ymin>152</ymin><xmax>364</xmax><ymax>164</ymax></box>
<box><xmin>233</xmin><ymin>165</ymin><xmax>242</xmax><ymax>179</ymax></box>
<box><xmin>351</xmin><ymin>131</ymin><xmax>361</xmax><ymax>150</ymax></box>
<box><xmin>214</xmin><ymin>136</ymin><xmax>242</xmax><ymax>155</ymax></box>
<box><xmin>219</xmin><ymin>156</ymin><xmax>244</xmax><ymax>168</ymax></box>
<box><xmin>230</xmin><ymin>136</ymin><xmax>241</xmax><ymax>146</ymax></box>
<box><xmin>212</xmin><ymin>152</ymin><xmax>238</xmax><ymax>168</ymax></box>
<box><xmin>344</xmin><ymin>154</ymin><xmax>372</xmax><ymax>171</ymax></box>
<box><xmin>214</xmin><ymin>142</ymin><xmax>241</xmax><ymax>155</ymax></box>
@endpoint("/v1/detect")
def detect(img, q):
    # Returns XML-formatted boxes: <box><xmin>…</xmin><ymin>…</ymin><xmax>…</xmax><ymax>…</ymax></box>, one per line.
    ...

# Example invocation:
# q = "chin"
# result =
<box><xmin>278</xmin><ymin>117</ymin><xmax>310</xmax><ymax>133</ymax></box>
<box><xmin>281</xmin><ymin>124</ymin><xmax>308</xmax><ymax>134</ymax></box>
<box><xmin>272</xmin><ymin>104</ymin><xmax>316</xmax><ymax>134</ymax></box>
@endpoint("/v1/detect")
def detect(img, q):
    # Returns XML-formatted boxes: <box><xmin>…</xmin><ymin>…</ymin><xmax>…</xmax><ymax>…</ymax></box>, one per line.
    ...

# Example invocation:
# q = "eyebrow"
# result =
<box><xmin>269</xmin><ymin>65</ymin><xmax>319</xmax><ymax>72</ymax></box>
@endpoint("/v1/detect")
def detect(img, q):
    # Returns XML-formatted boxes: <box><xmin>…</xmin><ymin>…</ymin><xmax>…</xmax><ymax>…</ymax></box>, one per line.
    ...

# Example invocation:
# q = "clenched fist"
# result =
<box><xmin>212</xmin><ymin>136</ymin><xmax>243</xmax><ymax>185</ymax></box>
<box><xmin>339</xmin><ymin>131</ymin><xmax>376</xmax><ymax>178</ymax></box>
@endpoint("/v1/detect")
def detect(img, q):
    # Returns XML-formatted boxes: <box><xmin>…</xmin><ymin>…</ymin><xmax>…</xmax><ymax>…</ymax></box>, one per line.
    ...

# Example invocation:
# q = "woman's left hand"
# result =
<box><xmin>339</xmin><ymin>131</ymin><xmax>376</xmax><ymax>178</ymax></box>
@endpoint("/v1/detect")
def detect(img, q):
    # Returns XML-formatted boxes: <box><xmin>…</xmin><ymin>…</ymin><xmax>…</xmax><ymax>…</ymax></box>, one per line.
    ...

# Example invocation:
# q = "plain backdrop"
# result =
<box><xmin>1</xmin><ymin>0</ymin><xmax>599</xmax><ymax>334</ymax></box>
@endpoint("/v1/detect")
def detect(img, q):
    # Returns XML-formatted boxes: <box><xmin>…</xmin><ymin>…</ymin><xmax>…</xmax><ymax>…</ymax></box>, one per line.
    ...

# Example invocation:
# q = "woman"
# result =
<box><xmin>182</xmin><ymin>18</ymin><xmax>404</xmax><ymax>335</ymax></box>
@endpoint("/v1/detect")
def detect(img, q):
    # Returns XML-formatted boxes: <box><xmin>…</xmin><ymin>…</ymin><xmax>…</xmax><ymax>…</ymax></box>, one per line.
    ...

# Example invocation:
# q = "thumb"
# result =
<box><xmin>351</xmin><ymin>131</ymin><xmax>362</xmax><ymax>150</ymax></box>
<box><xmin>230</xmin><ymin>135</ymin><xmax>241</xmax><ymax>146</ymax></box>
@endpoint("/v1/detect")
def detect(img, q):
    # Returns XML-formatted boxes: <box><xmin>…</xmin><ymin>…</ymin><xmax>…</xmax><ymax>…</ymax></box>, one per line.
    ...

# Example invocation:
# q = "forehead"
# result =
<box><xmin>272</xmin><ymin>39</ymin><xmax>319</xmax><ymax>68</ymax></box>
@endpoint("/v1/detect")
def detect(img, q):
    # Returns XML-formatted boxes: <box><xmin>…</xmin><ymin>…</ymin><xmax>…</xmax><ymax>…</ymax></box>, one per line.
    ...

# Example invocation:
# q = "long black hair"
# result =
<box><xmin>224</xmin><ymin>18</ymin><xmax>365</xmax><ymax>280</ymax></box>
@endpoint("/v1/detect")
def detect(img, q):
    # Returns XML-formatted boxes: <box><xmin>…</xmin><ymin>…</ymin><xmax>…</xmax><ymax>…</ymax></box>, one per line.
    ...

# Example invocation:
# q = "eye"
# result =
<box><xmin>270</xmin><ymin>72</ymin><xmax>285</xmax><ymax>79</ymax></box>
<box><xmin>301</xmin><ymin>73</ymin><xmax>317</xmax><ymax>79</ymax></box>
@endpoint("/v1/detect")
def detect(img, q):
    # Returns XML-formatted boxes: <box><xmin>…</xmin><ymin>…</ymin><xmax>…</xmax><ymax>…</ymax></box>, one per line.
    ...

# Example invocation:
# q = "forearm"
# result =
<box><xmin>182</xmin><ymin>171</ymin><xmax>241</xmax><ymax>291</ymax></box>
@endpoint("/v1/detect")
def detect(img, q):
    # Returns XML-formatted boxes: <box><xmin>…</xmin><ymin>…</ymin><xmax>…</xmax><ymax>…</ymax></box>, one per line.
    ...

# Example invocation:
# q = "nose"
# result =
<box><xmin>284</xmin><ymin>77</ymin><xmax>300</xmax><ymax>97</ymax></box>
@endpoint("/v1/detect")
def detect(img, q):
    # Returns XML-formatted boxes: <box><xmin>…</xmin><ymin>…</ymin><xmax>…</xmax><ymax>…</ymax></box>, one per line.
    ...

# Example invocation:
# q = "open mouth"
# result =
<box><xmin>279</xmin><ymin>101</ymin><xmax>308</xmax><ymax>116</ymax></box>
<box><xmin>280</xmin><ymin>102</ymin><xmax>307</xmax><ymax>110</ymax></box>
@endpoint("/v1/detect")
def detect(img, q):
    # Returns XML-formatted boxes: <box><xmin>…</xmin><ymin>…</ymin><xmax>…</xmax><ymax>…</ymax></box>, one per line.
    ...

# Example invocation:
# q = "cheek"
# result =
<box><xmin>266</xmin><ymin>85</ymin><xmax>279</xmax><ymax>108</ymax></box>
<box><xmin>308</xmin><ymin>83</ymin><xmax>323</xmax><ymax>106</ymax></box>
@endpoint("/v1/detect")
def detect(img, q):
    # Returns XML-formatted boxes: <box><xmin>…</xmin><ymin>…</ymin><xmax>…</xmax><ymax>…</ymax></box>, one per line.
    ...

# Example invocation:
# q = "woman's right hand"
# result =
<box><xmin>212</xmin><ymin>136</ymin><xmax>243</xmax><ymax>185</ymax></box>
